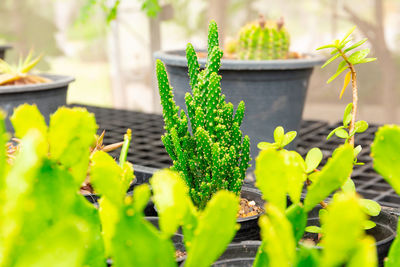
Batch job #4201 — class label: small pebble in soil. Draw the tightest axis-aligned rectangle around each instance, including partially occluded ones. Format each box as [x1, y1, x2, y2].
[175, 250, 187, 259]
[238, 198, 263, 218]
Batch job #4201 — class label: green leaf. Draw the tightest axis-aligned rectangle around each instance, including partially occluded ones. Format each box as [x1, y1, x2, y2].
[354, 120, 368, 133]
[344, 38, 368, 53]
[321, 54, 341, 69]
[363, 220, 376, 230]
[112, 207, 176, 267]
[341, 178, 356, 193]
[296, 245, 320, 267]
[343, 103, 353, 127]
[305, 147, 323, 173]
[357, 57, 377, 64]
[255, 149, 306, 211]
[316, 44, 337, 50]
[327, 65, 348, 83]
[385, 220, 400, 267]
[335, 128, 349, 139]
[327, 126, 345, 140]
[141, 0, 161, 18]
[348, 48, 370, 64]
[185, 190, 239, 267]
[305, 225, 322, 234]
[304, 144, 354, 211]
[321, 192, 367, 267]
[285, 203, 307, 242]
[90, 151, 126, 204]
[150, 169, 191, 238]
[49, 107, 98, 185]
[258, 204, 296, 267]
[371, 125, 400, 195]
[13, 218, 89, 267]
[340, 26, 356, 44]
[359, 199, 381, 216]
[354, 145, 362, 157]
[0, 111, 8, 197]
[257, 142, 277, 150]
[10, 104, 48, 139]
[274, 126, 284, 146]
[347, 236, 377, 267]
[281, 131, 297, 148]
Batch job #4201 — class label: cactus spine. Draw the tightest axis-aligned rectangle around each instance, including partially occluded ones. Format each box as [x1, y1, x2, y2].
[237, 16, 290, 60]
[156, 20, 251, 209]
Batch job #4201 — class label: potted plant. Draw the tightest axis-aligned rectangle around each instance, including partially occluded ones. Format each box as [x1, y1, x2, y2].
[154, 18, 324, 164]
[0, 44, 11, 60]
[214, 191, 379, 266]
[156, 21, 265, 242]
[0, 51, 74, 131]
[213, 26, 399, 266]
[6, 104, 135, 199]
[0, 103, 243, 266]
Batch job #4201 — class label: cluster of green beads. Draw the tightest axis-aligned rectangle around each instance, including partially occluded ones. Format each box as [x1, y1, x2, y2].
[156, 20, 251, 209]
[237, 16, 290, 60]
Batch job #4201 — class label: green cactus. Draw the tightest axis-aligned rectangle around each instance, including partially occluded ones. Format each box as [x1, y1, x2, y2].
[237, 16, 290, 60]
[156, 20, 251, 209]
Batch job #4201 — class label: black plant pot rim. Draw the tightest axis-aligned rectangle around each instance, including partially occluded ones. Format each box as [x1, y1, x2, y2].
[0, 45, 12, 50]
[154, 49, 325, 70]
[306, 209, 397, 249]
[0, 73, 75, 94]
[237, 186, 264, 223]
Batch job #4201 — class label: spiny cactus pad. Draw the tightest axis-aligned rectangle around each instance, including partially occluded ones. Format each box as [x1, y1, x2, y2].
[237, 16, 290, 60]
[156, 20, 251, 209]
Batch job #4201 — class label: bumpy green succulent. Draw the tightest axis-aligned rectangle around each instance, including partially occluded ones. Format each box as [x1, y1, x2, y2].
[156, 20, 251, 209]
[237, 16, 290, 60]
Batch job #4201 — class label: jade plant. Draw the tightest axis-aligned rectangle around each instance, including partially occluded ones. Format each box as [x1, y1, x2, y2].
[255, 27, 381, 237]
[371, 125, 400, 267]
[235, 15, 290, 60]
[156, 20, 250, 209]
[0, 50, 50, 86]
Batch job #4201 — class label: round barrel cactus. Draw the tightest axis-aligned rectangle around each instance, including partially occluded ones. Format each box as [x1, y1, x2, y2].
[237, 16, 290, 60]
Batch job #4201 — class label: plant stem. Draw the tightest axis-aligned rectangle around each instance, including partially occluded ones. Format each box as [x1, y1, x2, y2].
[338, 48, 358, 147]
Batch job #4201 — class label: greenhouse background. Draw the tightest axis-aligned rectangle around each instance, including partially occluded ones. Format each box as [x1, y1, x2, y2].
[1, 0, 399, 124]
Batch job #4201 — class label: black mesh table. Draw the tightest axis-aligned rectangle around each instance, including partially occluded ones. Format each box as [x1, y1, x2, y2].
[72, 104, 399, 209]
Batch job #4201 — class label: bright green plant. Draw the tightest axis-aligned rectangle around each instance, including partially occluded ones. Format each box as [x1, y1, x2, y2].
[80, 0, 161, 24]
[253, 191, 377, 267]
[236, 16, 290, 60]
[156, 20, 251, 209]
[90, 159, 240, 267]
[0, 105, 106, 266]
[317, 26, 375, 147]
[314, 26, 381, 222]
[371, 125, 400, 267]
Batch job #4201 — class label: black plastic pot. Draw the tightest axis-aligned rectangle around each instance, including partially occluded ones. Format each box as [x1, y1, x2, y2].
[154, 50, 324, 167]
[306, 207, 398, 266]
[0, 45, 11, 59]
[0, 73, 74, 131]
[212, 241, 261, 267]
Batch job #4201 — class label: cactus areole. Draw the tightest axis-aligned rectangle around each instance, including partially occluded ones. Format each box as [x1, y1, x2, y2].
[156, 21, 251, 209]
